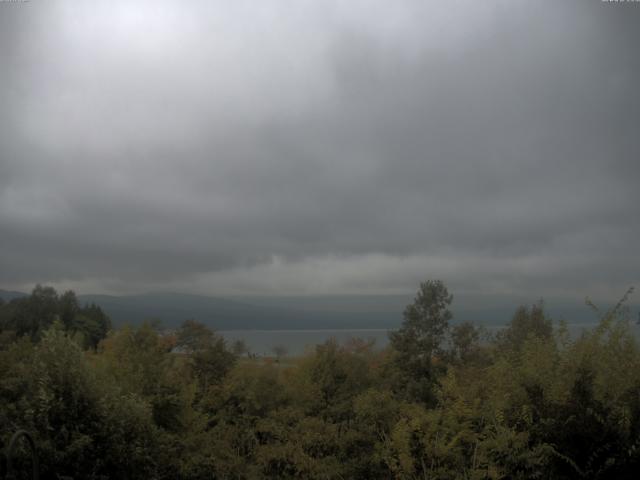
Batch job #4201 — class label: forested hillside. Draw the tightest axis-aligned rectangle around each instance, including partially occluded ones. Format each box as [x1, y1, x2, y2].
[1, 282, 639, 479]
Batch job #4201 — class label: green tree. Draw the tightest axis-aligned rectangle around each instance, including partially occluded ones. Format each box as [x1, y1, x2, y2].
[450, 321, 481, 364]
[72, 303, 112, 349]
[389, 279, 453, 403]
[176, 319, 236, 393]
[496, 301, 552, 353]
[58, 290, 79, 330]
[176, 319, 214, 353]
[0, 286, 111, 348]
[11, 285, 59, 339]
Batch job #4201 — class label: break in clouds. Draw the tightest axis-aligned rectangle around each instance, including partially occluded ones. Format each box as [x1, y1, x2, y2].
[0, 0, 639, 298]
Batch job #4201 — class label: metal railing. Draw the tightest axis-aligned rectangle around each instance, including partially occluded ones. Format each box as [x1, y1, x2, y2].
[3, 430, 39, 480]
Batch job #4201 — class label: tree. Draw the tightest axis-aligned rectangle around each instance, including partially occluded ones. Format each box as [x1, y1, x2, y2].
[59, 290, 79, 330]
[176, 319, 215, 353]
[450, 321, 481, 364]
[496, 301, 552, 353]
[12, 285, 59, 339]
[176, 319, 235, 392]
[0, 286, 111, 348]
[389, 280, 453, 403]
[0, 322, 165, 479]
[73, 303, 112, 349]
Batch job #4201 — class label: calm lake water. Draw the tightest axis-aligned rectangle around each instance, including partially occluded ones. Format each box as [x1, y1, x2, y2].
[219, 322, 638, 356]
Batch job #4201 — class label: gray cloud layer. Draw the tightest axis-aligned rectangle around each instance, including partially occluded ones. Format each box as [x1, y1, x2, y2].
[1, 0, 639, 298]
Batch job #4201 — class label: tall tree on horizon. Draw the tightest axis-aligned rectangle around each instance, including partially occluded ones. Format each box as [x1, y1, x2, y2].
[389, 279, 453, 404]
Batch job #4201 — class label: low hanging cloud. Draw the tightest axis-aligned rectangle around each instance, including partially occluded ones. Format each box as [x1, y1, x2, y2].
[0, 0, 638, 299]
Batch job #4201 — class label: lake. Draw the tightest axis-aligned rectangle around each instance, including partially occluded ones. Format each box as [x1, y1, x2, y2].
[219, 322, 638, 356]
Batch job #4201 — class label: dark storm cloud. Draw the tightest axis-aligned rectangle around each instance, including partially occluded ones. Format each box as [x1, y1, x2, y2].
[0, 0, 638, 297]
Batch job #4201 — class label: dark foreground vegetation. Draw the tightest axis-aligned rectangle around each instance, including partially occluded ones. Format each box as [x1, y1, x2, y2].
[0, 282, 639, 479]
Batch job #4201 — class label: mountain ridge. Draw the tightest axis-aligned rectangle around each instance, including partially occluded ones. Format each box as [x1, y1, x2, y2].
[3, 288, 634, 330]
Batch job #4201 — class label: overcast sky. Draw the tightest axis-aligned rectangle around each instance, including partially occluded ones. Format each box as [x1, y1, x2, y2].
[1, 0, 639, 300]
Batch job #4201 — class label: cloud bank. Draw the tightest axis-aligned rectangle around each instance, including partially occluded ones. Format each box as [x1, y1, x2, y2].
[1, 0, 638, 299]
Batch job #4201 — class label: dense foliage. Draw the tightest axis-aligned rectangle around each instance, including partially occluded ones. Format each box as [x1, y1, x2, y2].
[1, 282, 639, 479]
